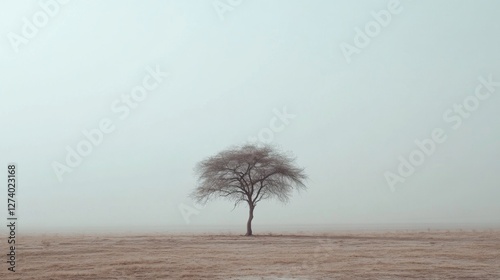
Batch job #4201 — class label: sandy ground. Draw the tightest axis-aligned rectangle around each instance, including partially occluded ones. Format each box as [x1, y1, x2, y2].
[1, 230, 499, 279]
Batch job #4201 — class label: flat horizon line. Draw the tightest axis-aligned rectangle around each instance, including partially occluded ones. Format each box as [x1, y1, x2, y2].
[6, 222, 500, 235]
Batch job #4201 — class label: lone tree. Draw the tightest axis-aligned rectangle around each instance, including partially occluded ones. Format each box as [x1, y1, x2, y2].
[190, 144, 307, 236]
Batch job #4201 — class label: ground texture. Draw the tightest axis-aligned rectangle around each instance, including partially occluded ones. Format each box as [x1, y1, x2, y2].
[1, 230, 499, 279]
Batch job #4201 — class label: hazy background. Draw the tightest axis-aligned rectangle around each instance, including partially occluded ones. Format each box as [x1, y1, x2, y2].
[1, 0, 499, 233]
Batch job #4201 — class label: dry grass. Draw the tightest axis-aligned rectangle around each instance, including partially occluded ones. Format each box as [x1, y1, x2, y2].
[1, 230, 499, 279]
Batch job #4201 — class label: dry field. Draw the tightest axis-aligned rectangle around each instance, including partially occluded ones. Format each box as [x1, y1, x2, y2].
[1, 230, 499, 279]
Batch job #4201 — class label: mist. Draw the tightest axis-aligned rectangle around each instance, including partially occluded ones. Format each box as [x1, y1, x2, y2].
[1, 0, 499, 234]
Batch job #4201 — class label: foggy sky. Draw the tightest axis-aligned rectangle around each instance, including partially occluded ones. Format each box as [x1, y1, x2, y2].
[1, 0, 499, 233]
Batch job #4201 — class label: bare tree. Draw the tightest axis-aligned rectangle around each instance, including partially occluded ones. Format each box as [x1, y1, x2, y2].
[190, 144, 308, 236]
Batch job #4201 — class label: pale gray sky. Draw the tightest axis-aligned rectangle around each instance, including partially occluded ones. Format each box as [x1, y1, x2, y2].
[1, 0, 499, 233]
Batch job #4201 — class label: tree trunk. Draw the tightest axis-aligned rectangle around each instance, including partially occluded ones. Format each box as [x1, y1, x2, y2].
[246, 204, 254, 236]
